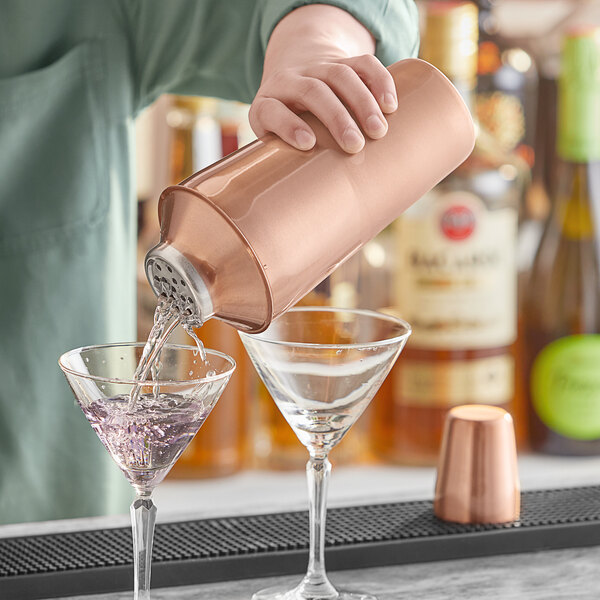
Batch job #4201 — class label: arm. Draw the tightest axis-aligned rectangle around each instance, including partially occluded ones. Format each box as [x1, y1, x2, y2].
[121, 0, 419, 151]
[251, 4, 400, 153]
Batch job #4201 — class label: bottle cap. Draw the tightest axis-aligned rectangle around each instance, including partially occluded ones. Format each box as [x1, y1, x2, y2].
[434, 405, 520, 524]
[558, 27, 600, 161]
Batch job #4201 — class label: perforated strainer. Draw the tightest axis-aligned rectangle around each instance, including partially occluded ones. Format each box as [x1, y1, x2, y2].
[145, 243, 212, 327]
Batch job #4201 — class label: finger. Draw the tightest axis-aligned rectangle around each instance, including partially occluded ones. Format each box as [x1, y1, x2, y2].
[275, 76, 365, 153]
[249, 96, 316, 150]
[312, 62, 388, 140]
[342, 54, 398, 113]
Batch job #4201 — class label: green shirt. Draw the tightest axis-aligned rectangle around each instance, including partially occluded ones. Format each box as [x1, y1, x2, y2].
[0, 0, 418, 525]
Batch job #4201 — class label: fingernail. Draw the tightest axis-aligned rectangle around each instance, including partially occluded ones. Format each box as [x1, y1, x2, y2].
[342, 127, 364, 153]
[294, 129, 316, 150]
[382, 92, 398, 112]
[366, 114, 387, 137]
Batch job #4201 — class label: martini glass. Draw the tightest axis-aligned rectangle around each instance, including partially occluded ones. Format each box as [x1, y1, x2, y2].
[59, 342, 235, 600]
[240, 307, 410, 600]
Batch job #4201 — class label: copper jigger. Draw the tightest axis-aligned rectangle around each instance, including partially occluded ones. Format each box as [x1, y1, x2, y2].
[434, 405, 520, 524]
[145, 58, 475, 332]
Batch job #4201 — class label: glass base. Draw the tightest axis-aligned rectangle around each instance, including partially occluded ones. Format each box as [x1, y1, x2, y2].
[252, 586, 376, 600]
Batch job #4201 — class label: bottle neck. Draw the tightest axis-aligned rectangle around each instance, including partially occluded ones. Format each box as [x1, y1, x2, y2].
[557, 85, 600, 164]
[552, 161, 600, 242]
[557, 34, 600, 163]
[552, 32, 600, 239]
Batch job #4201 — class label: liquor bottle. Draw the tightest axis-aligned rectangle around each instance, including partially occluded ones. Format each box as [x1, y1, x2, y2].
[476, 0, 537, 167]
[475, 0, 543, 244]
[474, 0, 539, 451]
[164, 95, 252, 477]
[524, 28, 600, 455]
[371, 1, 524, 464]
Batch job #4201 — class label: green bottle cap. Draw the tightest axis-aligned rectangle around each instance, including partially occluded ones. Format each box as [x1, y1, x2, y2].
[558, 28, 600, 162]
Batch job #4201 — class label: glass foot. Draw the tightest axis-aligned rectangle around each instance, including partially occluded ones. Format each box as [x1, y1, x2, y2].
[252, 586, 376, 600]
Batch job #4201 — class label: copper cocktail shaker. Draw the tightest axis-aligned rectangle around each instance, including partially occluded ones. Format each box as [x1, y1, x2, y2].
[145, 58, 475, 332]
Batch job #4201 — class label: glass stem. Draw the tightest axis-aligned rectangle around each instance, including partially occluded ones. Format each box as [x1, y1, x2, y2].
[131, 493, 157, 600]
[298, 454, 337, 599]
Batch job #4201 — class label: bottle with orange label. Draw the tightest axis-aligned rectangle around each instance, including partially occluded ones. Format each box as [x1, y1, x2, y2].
[371, 1, 526, 464]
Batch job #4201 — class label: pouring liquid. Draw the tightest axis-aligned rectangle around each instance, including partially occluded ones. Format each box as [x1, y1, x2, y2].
[129, 294, 207, 408]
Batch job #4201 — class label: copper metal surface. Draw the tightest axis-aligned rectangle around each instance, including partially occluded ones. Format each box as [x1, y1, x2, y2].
[146, 58, 476, 332]
[434, 405, 520, 524]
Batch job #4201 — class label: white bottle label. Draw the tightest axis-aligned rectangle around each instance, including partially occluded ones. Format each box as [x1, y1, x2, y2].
[394, 191, 517, 349]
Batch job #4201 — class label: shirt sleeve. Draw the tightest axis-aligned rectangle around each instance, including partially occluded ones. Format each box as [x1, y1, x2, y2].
[121, 0, 420, 113]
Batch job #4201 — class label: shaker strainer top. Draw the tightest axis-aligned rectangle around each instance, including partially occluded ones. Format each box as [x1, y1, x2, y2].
[144, 243, 213, 326]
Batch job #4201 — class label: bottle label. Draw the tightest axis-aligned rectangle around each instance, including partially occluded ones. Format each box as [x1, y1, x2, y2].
[396, 354, 514, 407]
[394, 191, 517, 349]
[531, 335, 600, 441]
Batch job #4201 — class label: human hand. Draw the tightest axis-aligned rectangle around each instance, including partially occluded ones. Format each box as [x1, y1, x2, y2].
[250, 5, 399, 154]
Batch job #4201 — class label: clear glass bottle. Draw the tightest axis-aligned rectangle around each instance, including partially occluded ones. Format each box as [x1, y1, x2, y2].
[524, 29, 600, 455]
[371, 1, 526, 464]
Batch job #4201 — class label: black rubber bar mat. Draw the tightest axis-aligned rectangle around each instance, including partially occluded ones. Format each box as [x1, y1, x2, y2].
[2, 485, 600, 599]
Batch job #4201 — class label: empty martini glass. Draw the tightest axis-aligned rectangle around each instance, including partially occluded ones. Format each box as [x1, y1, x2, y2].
[59, 342, 235, 600]
[240, 307, 411, 600]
